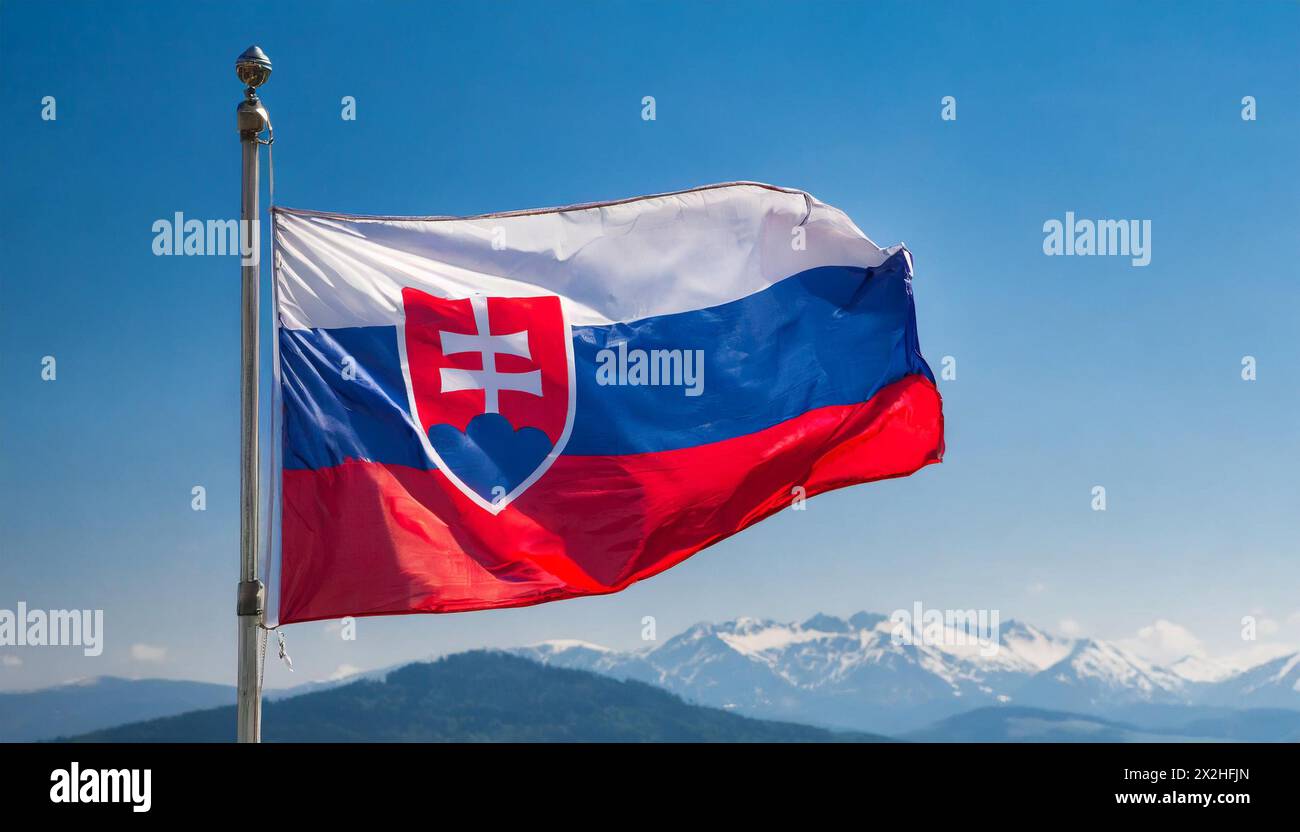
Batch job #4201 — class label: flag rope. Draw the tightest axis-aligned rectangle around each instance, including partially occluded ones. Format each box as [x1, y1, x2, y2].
[258, 118, 281, 630]
[255, 116, 291, 691]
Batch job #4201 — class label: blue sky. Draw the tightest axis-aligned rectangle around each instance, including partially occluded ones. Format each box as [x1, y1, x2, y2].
[1, 0, 1297, 690]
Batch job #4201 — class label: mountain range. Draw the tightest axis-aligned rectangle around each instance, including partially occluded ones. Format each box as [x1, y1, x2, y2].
[6, 612, 1298, 742]
[0, 676, 234, 742]
[513, 612, 1300, 735]
[63, 652, 886, 743]
[0, 667, 371, 742]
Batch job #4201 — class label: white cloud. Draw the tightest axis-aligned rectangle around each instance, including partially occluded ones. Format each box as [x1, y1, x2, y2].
[325, 664, 359, 682]
[1058, 619, 1082, 636]
[1111, 613, 1300, 672]
[1218, 610, 1300, 667]
[1, 654, 21, 668]
[1218, 641, 1297, 672]
[130, 644, 167, 663]
[1026, 582, 1047, 595]
[1119, 619, 1206, 665]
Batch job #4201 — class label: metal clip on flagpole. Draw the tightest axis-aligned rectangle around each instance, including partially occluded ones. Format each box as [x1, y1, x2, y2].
[235, 45, 272, 745]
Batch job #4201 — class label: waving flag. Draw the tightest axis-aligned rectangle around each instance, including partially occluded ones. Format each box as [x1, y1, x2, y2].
[273, 183, 943, 624]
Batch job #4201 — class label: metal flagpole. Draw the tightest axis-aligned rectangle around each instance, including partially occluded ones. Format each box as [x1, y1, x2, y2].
[235, 45, 272, 744]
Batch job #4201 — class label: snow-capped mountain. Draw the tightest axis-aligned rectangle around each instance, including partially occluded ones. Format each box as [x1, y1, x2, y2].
[1014, 639, 1188, 713]
[1200, 652, 1300, 710]
[1167, 654, 1237, 683]
[513, 613, 1299, 734]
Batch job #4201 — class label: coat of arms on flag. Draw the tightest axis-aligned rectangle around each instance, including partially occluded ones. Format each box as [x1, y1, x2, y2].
[400, 290, 575, 513]
[273, 183, 944, 624]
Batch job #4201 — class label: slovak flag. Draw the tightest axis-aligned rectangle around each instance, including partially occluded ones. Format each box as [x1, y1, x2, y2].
[273, 183, 943, 624]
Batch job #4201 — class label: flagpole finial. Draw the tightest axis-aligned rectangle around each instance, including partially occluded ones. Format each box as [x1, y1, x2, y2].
[236, 46, 271, 137]
[236, 45, 272, 93]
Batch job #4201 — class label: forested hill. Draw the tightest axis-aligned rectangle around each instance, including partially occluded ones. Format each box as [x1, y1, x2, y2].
[67, 651, 886, 743]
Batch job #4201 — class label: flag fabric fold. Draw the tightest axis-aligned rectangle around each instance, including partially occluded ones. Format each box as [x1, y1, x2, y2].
[273, 182, 943, 624]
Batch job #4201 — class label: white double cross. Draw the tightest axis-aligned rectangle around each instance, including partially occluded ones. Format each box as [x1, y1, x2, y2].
[438, 296, 542, 414]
